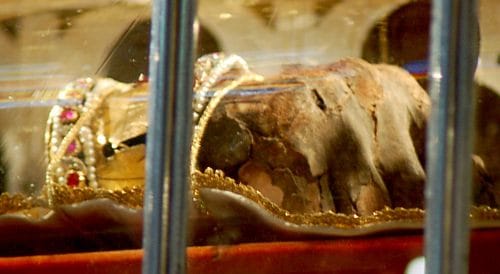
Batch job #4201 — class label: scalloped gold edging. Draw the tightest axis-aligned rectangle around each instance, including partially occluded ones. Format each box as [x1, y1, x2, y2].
[0, 192, 41, 215]
[0, 185, 144, 215]
[1, 168, 498, 229]
[46, 184, 144, 208]
[191, 168, 500, 229]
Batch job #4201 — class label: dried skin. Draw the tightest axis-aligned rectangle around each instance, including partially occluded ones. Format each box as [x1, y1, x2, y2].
[199, 58, 430, 215]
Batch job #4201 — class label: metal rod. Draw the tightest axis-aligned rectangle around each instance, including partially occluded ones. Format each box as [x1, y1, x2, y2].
[425, 0, 478, 273]
[142, 0, 196, 273]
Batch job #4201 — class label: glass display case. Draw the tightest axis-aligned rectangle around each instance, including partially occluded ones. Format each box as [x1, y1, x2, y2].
[0, 0, 498, 273]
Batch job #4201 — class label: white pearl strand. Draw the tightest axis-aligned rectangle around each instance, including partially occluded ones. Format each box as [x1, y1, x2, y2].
[190, 54, 263, 174]
[192, 54, 252, 123]
[80, 126, 98, 188]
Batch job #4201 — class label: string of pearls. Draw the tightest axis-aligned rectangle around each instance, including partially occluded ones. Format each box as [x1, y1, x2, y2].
[190, 53, 263, 174]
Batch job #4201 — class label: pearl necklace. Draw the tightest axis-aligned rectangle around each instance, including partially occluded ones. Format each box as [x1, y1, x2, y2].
[190, 53, 263, 174]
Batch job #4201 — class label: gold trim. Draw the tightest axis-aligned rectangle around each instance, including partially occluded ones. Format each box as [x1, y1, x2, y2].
[0, 168, 498, 229]
[0, 192, 40, 215]
[192, 168, 500, 228]
[0, 185, 143, 215]
[46, 184, 144, 209]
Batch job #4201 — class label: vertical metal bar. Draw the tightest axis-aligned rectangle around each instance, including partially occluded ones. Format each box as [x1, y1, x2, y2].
[142, 0, 196, 274]
[425, 0, 478, 273]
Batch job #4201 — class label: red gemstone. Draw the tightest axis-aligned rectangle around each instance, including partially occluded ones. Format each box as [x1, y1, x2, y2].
[60, 107, 79, 123]
[66, 172, 81, 187]
[66, 140, 79, 155]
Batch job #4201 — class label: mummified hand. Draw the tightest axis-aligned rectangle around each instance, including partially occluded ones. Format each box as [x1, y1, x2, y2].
[199, 58, 430, 216]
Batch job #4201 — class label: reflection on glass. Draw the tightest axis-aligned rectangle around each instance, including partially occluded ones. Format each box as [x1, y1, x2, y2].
[0, 2, 497, 274]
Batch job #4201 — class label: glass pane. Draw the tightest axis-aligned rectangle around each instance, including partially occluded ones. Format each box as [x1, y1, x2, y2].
[0, 0, 497, 273]
[0, 0, 150, 257]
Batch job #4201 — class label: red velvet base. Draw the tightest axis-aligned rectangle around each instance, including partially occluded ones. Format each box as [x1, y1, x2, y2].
[0, 229, 498, 274]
